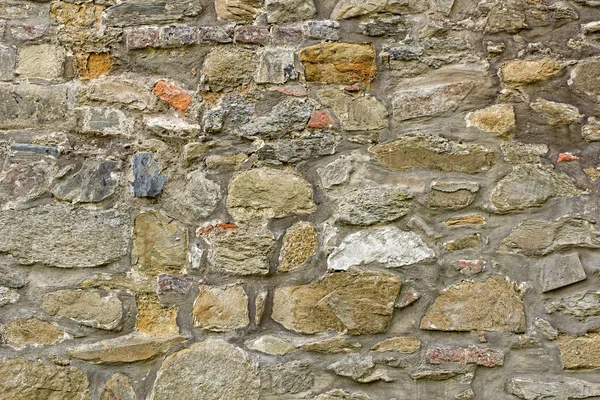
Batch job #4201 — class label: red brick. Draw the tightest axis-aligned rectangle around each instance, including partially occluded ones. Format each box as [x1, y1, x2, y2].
[307, 110, 335, 129]
[426, 346, 504, 367]
[557, 152, 579, 162]
[152, 80, 192, 112]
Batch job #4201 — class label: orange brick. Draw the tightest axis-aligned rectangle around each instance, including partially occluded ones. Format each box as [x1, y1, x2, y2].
[152, 80, 192, 112]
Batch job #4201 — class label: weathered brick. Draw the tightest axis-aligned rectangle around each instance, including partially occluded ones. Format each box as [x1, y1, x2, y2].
[234, 25, 270, 45]
[125, 26, 160, 49]
[152, 80, 192, 112]
[427, 346, 504, 367]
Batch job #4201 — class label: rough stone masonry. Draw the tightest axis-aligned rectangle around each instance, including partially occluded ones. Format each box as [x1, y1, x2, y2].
[2, 0, 600, 398]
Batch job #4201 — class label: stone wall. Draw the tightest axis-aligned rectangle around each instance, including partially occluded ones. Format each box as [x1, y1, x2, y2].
[0, 0, 600, 398]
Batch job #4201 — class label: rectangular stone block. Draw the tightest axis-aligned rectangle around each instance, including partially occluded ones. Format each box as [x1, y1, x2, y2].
[540, 253, 587, 293]
[0, 45, 16, 81]
[103, 0, 202, 27]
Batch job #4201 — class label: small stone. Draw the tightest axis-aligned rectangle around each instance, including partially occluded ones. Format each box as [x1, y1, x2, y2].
[456, 259, 485, 275]
[557, 332, 600, 370]
[51, 159, 119, 203]
[132, 210, 188, 276]
[328, 354, 391, 383]
[42, 289, 123, 330]
[259, 361, 314, 394]
[317, 88, 388, 131]
[102, 373, 137, 400]
[266, 0, 315, 22]
[491, 164, 581, 212]
[391, 82, 473, 121]
[193, 283, 249, 331]
[131, 152, 167, 198]
[570, 59, 600, 97]
[540, 253, 586, 293]
[304, 20, 340, 40]
[257, 131, 340, 164]
[546, 291, 600, 321]
[227, 168, 316, 221]
[235, 97, 312, 139]
[299, 42, 376, 84]
[584, 167, 600, 183]
[360, 15, 407, 36]
[0, 359, 89, 399]
[103, 0, 202, 26]
[466, 104, 515, 133]
[205, 153, 248, 172]
[507, 377, 600, 400]
[143, 115, 201, 139]
[152, 80, 192, 112]
[318, 156, 353, 188]
[455, 390, 475, 400]
[158, 274, 193, 295]
[426, 346, 504, 367]
[279, 221, 318, 272]
[4, 318, 63, 347]
[17, 44, 65, 80]
[530, 98, 583, 125]
[445, 215, 486, 226]
[255, 47, 297, 84]
[255, 290, 268, 325]
[444, 234, 481, 252]
[136, 294, 179, 336]
[245, 335, 296, 355]
[0, 45, 16, 81]
[499, 215, 600, 256]
[395, 287, 421, 309]
[371, 136, 495, 174]
[328, 226, 434, 271]
[371, 336, 421, 353]
[202, 47, 257, 90]
[234, 25, 269, 45]
[332, 183, 411, 226]
[557, 152, 580, 162]
[499, 58, 561, 85]
[67, 333, 184, 363]
[201, 224, 275, 275]
[272, 269, 401, 335]
[150, 339, 260, 400]
[0, 287, 19, 306]
[429, 181, 480, 209]
[533, 317, 559, 340]
[78, 272, 157, 294]
[77, 52, 111, 80]
[299, 336, 361, 353]
[421, 276, 525, 333]
[307, 109, 336, 129]
[330, 0, 427, 19]
[215, 0, 261, 21]
[0, 205, 129, 268]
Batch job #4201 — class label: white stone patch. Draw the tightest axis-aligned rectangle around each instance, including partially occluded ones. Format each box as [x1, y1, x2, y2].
[327, 226, 434, 271]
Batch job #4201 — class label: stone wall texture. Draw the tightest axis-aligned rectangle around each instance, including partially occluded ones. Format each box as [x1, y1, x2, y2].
[2, 0, 600, 398]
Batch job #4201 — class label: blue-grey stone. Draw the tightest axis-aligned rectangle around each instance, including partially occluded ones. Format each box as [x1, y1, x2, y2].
[132, 152, 167, 198]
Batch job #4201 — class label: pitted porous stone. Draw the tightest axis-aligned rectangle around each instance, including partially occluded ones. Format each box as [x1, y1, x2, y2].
[272, 269, 401, 335]
[556, 332, 600, 370]
[42, 289, 123, 330]
[192, 283, 249, 331]
[202, 47, 258, 90]
[227, 168, 316, 221]
[150, 339, 260, 400]
[279, 221, 318, 272]
[507, 377, 600, 400]
[328, 226, 434, 271]
[0, 205, 129, 268]
[370, 136, 495, 174]
[0, 358, 89, 399]
[420, 276, 525, 333]
[499, 216, 600, 256]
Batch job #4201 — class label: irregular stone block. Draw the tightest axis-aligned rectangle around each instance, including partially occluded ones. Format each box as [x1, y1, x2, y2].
[245, 335, 296, 355]
[234, 25, 269, 45]
[201, 224, 274, 275]
[317, 88, 388, 131]
[257, 131, 339, 163]
[360, 15, 407, 36]
[499, 216, 600, 256]
[17, 44, 65, 80]
[227, 167, 316, 221]
[51, 1, 103, 26]
[299, 42, 376, 84]
[530, 98, 583, 125]
[445, 215, 486, 226]
[466, 104, 515, 133]
[279, 221, 318, 272]
[5, 318, 63, 348]
[193, 283, 249, 331]
[67, 333, 185, 363]
[202, 46, 257, 90]
[42, 289, 123, 330]
[132, 210, 187, 276]
[131, 152, 167, 197]
[82, 76, 156, 111]
[272, 269, 402, 334]
[429, 181, 479, 209]
[557, 332, 600, 370]
[102, 373, 137, 400]
[507, 377, 600, 400]
[0, 359, 89, 399]
[103, 0, 202, 27]
[547, 291, 600, 321]
[328, 226, 434, 271]
[501, 142, 548, 164]
[391, 81, 473, 121]
[371, 336, 421, 353]
[370, 136, 495, 174]
[136, 294, 179, 336]
[540, 253, 586, 293]
[444, 234, 481, 252]
[331, 0, 427, 19]
[0, 205, 129, 268]
[304, 20, 340, 40]
[51, 159, 119, 203]
[426, 346, 504, 367]
[78, 106, 134, 136]
[570, 59, 600, 97]
[332, 183, 411, 226]
[420, 276, 525, 332]
[499, 58, 561, 85]
[215, 0, 261, 21]
[150, 339, 260, 400]
[266, 0, 315, 22]
[300, 336, 361, 353]
[318, 155, 353, 188]
[255, 47, 297, 84]
[259, 361, 314, 394]
[0, 83, 72, 129]
[328, 354, 391, 383]
[235, 97, 313, 139]
[144, 115, 201, 139]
